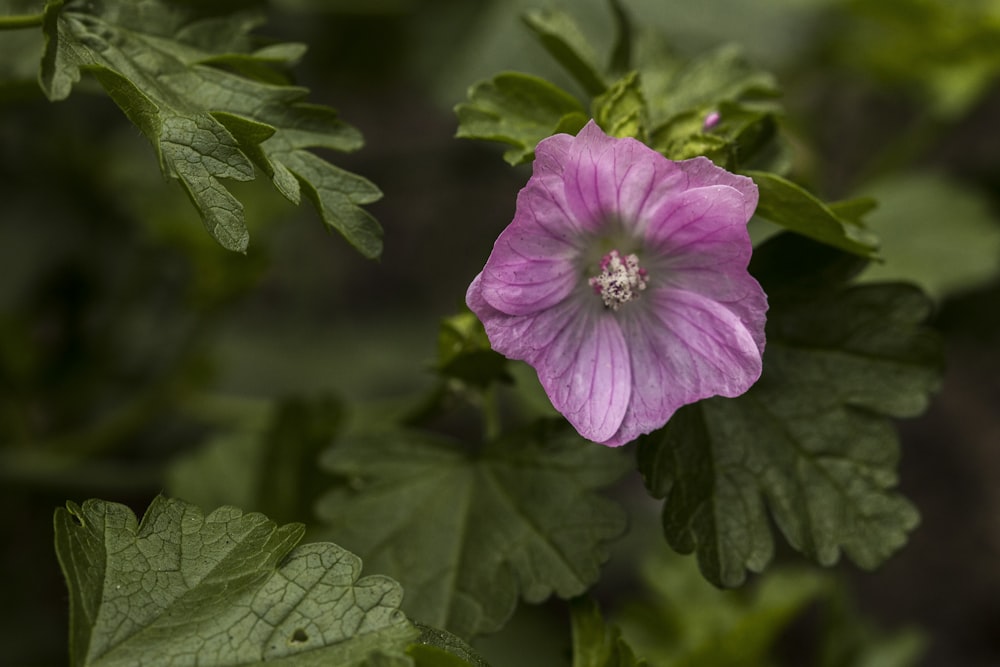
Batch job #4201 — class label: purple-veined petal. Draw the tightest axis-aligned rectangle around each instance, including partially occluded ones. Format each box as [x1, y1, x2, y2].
[561, 121, 687, 232]
[468, 274, 631, 444]
[531, 307, 632, 444]
[645, 185, 753, 256]
[675, 156, 759, 221]
[478, 137, 590, 316]
[479, 229, 579, 316]
[605, 286, 765, 445]
[467, 121, 769, 448]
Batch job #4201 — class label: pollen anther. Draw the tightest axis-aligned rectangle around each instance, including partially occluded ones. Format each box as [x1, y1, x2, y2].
[588, 250, 648, 311]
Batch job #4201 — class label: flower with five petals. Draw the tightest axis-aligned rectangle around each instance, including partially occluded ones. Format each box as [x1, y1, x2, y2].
[467, 120, 767, 446]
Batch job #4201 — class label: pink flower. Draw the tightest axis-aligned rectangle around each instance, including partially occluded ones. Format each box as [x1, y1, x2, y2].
[467, 120, 767, 446]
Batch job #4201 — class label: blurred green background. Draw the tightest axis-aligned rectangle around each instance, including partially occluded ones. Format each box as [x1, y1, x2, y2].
[2, 0, 1000, 665]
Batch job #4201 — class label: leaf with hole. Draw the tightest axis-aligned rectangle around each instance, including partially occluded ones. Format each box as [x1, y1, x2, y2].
[55, 496, 417, 666]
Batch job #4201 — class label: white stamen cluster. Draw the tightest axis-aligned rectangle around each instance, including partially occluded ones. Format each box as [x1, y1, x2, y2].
[588, 250, 648, 311]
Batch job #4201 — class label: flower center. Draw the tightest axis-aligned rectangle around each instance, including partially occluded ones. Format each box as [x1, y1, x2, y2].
[588, 249, 649, 311]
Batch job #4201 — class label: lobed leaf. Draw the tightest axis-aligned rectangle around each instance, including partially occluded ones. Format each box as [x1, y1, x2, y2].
[639, 44, 779, 129]
[455, 71, 588, 165]
[38, 0, 381, 256]
[637, 234, 943, 587]
[55, 496, 418, 667]
[315, 420, 630, 638]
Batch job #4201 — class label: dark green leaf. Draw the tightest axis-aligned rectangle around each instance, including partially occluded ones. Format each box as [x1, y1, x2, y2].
[55, 496, 418, 667]
[748, 171, 881, 258]
[455, 71, 588, 165]
[607, 0, 633, 75]
[522, 8, 607, 97]
[571, 597, 647, 667]
[637, 234, 942, 587]
[315, 420, 629, 638]
[39, 0, 381, 256]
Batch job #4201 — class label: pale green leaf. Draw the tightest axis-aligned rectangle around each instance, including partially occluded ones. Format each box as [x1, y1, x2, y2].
[455, 71, 588, 165]
[55, 496, 418, 667]
[571, 598, 647, 667]
[858, 171, 1000, 299]
[616, 550, 829, 666]
[38, 0, 381, 256]
[637, 234, 942, 587]
[408, 624, 492, 667]
[837, 0, 1000, 118]
[638, 44, 779, 129]
[592, 70, 646, 141]
[315, 421, 630, 638]
[522, 7, 607, 97]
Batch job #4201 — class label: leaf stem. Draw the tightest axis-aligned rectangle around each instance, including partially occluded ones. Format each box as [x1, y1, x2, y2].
[481, 386, 502, 442]
[0, 13, 45, 30]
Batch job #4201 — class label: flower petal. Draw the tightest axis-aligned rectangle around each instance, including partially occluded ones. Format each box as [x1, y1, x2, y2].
[675, 156, 759, 220]
[606, 286, 765, 445]
[478, 135, 588, 316]
[645, 184, 755, 256]
[562, 121, 687, 231]
[468, 274, 631, 444]
[533, 308, 632, 444]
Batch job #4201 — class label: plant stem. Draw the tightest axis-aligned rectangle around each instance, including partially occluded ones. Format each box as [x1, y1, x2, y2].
[481, 386, 501, 442]
[0, 13, 45, 30]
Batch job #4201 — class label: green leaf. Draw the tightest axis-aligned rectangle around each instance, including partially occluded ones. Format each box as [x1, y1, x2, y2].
[571, 597, 647, 667]
[55, 496, 418, 667]
[607, 0, 634, 75]
[39, 0, 382, 256]
[315, 420, 630, 638]
[522, 8, 607, 97]
[615, 550, 829, 666]
[637, 44, 783, 168]
[592, 70, 647, 141]
[857, 171, 1000, 299]
[637, 234, 943, 587]
[455, 71, 588, 165]
[408, 624, 492, 667]
[748, 171, 881, 258]
[639, 44, 779, 130]
[436, 310, 510, 389]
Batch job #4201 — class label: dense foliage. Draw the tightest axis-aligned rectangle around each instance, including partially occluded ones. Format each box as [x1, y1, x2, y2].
[2, 0, 999, 665]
